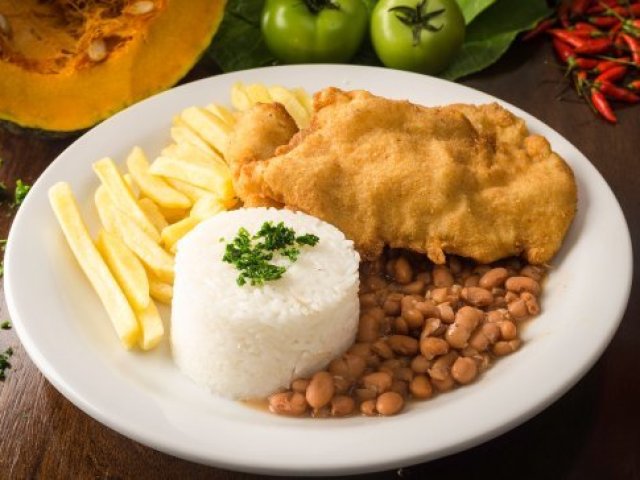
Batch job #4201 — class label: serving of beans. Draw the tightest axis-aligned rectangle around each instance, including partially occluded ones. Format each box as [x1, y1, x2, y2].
[268, 250, 545, 418]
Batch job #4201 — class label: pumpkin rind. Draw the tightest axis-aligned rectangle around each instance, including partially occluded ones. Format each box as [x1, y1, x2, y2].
[0, 0, 226, 132]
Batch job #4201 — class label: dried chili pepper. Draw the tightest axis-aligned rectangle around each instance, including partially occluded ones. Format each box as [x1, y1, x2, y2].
[595, 65, 628, 82]
[523, 18, 557, 41]
[598, 81, 640, 102]
[591, 89, 618, 122]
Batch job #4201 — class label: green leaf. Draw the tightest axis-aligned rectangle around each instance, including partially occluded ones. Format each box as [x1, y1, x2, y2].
[440, 0, 551, 80]
[456, 0, 497, 24]
[208, 0, 278, 72]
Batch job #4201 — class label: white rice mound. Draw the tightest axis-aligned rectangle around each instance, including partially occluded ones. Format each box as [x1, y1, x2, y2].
[171, 207, 361, 400]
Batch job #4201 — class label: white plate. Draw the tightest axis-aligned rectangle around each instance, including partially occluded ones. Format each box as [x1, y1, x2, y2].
[5, 65, 632, 476]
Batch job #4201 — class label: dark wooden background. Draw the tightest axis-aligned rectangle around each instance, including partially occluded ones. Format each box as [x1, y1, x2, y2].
[1, 41, 638, 479]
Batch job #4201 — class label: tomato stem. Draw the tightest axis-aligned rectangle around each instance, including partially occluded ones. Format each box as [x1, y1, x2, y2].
[389, 0, 446, 47]
[303, 0, 339, 15]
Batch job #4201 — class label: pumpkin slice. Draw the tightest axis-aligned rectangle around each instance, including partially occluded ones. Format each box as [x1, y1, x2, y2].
[0, 0, 226, 132]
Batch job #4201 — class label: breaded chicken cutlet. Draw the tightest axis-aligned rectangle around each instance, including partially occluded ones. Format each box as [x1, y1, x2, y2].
[228, 88, 577, 265]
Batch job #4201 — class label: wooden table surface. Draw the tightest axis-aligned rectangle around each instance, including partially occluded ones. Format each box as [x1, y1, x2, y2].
[1, 41, 638, 479]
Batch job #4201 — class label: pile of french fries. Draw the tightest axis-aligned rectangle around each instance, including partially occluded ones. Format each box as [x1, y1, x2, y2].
[49, 83, 313, 350]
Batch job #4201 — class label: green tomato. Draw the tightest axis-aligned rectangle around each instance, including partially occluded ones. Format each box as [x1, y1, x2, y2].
[371, 0, 465, 74]
[261, 0, 369, 64]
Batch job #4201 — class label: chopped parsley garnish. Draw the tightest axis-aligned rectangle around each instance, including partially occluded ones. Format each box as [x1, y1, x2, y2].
[14, 179, 31, 207]
[222, 221, 319, 287]
[0, 347, 13, 381]
[1, 321, 11, 330]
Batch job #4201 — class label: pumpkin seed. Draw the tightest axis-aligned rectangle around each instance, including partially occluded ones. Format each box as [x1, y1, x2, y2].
[129, 1, 155, 15]
[87, 39, 107, 62]
[0, 14, 12, 37]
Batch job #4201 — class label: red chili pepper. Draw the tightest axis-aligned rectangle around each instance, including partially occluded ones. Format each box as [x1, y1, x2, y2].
[574, 22, 601, 32]
[553, 38, 576, 63]
[621, 33, 640, 64]
[586, 0, 619, 15]
[523, 18, 557, 41]
[571, 0, 591, 16]
[559, 3, 571, 28]
[628, 80, 640, 91]
[573, 57, 599, 69]
[598, 81, 640, 102]
[574, 70, 589, 96]
[592, 57, 630, 74]
[574, 37, 613, 54]
[589, 16, 621, 27]
[591, 89, 618, 122]
[549, 29, 588, 48]
[595, 65, 628, 82]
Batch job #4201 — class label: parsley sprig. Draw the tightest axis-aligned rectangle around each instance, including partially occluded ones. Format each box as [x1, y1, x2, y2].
[0, 347, 13, 381]
[222, 221, 319, 286]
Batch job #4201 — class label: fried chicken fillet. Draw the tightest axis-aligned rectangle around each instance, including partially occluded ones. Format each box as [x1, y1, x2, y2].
[228, 88, 577, 265]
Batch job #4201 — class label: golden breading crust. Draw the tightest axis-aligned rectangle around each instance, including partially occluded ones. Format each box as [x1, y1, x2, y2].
[228, 88, 577, 265]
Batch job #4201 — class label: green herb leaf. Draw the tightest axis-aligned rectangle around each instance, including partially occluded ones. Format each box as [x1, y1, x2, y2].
[222, 221, 319, 287]
[0, 321, 10, 330]
[14, 179, 31, 207]
[440, 0, 551, 80]
[456, 0, 497, 24]
[0, 347, 14, 381]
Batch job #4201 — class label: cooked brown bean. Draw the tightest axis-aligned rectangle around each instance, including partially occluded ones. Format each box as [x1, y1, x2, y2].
[445, 306, 483, 349]
[520, 265, 545, 281]
[410, 374, 433, 399]
[461, 287, 493, 307]
[383, 298, 401, 315]
[362, 371, 393, 394]
[493, 339, 521, 356]
[433, 265, 454, 287]
[504, 291, 519, 303]
[393, 317, 409, 335]
[421, 317, 443, 338]
[469, 322, 501, 351]
[331, 395, 355, 417]
[479, 267, 509, 289]
[394, 367, 414, 382]
[430, 287, 450, 304]
[507, 298, 529, 320]
[357, 314, 379, 342]
[359, 292, 378, 308]
[486, 309, 508, 323]
[473, 264, 492, 276]
[355, 388, 377, 401]
[431, 376, 455, 392]
[505, 276, 541, 296]
[269, 391, 308, 416]
[521, 292, 541, 315]
[291, 378, 309, 393]
[376, 391, 405, 415]
[365, 275, 387, 292]
[420, 337, 450, 360]
[402, 308, 424, 329]
[388, 335, 419, 356]
[416, 271, 431, 284]
[381, 358, 406, 370]
[499, 321, 517, 340]
[394, 257, 413, 284]
[464, 275, 480, 287]
[390, 379, 409, 397]
[448, 256, 462, 274]
[306, 371, 335, 409]
[348, 343, 371, 359]
[402, 280, 425, 295]
[360, 399, 377, 416]
[371, 339, 394, 359]
[411, 355, 431, 374]
[438, 304, 455, 323]
[415, 300, 439, 318]
[428, 351, 458, 381]
[400, 294, 421, 312]
[451, 357, 478, 384]
[333, 375, 351, 394]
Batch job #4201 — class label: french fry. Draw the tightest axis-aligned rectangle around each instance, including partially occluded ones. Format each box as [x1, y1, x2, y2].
[293, 87, 313, 115]
[161, 216, 200, 253]
[95, 187, 174, 283]
[244, 83, 272, 105]
[136, 300, 164, 351]
[93, 157, 160, 243]
[123, 173, 138, 198]
[205, 103, 237, 127]
[268, 85, 311, 128]
[150, 155, 234, 202]
[126, 146, 191, 209]
[170, 126, 216, 156]
[180, 106, 232, 158]
[165, 178, 211, 203]
[190, 195, 226, 220]
[169, 141, 227, 169]
[138, 198, 169, 232]
[148, 273, 173, 304]
[49, 182, 140, 348]
[231, 82, 252, 111]
[157, 204, 190, 224]
[96, 229, 150, 311]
